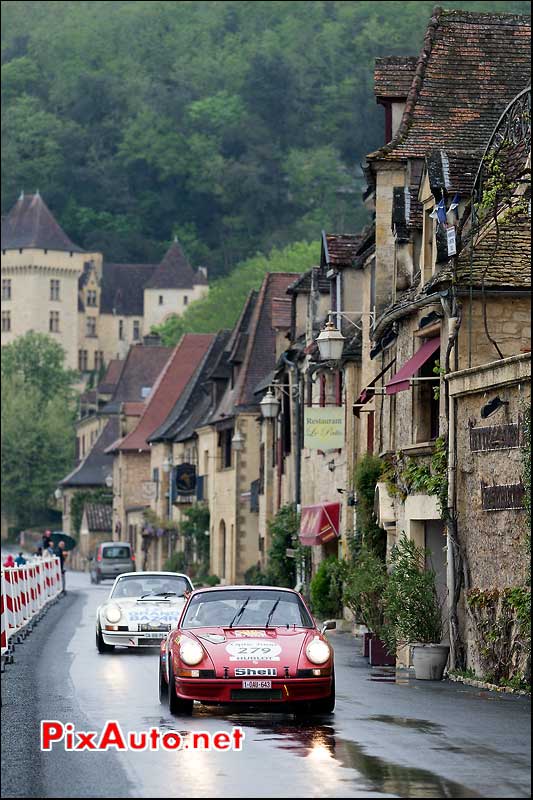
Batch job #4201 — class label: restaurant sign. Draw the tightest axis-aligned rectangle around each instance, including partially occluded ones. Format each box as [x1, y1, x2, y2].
[303, 407, 345, 451]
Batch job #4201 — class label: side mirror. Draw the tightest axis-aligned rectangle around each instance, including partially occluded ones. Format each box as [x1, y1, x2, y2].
[321, 619, 337, 634]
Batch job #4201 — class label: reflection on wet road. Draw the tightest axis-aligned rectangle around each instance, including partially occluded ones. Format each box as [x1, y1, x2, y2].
[24, 573, 533, 797]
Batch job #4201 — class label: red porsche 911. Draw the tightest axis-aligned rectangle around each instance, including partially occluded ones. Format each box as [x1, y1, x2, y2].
[159, 585, 336, 716]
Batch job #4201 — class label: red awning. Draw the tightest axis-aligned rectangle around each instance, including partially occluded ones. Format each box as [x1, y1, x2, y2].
[299, 503, 341, 546]
[385, 337, 441, 395]
[353, 358, 396, 417]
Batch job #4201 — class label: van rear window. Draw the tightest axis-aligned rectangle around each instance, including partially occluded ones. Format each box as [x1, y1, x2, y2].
[102, 546, 131, 559]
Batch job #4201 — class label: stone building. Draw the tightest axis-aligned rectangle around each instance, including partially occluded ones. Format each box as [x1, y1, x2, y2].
[1, 192, 102, 371]
[1, 192, 209, 373]
[58, 339, 172, 538]
[107, 334, 214, 569]
[361, 10, 530, 668]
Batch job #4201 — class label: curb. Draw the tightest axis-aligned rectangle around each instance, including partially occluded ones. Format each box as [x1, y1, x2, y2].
[448, 673, 530, 697]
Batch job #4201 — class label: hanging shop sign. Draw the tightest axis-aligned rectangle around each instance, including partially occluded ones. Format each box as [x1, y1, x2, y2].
[303, 407, 345, 450]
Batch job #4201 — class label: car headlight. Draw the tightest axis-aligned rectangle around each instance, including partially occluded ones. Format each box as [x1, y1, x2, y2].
[105, 604, 122, 624]
[306, 636, 331, 665]
[179, 638, 204, 666]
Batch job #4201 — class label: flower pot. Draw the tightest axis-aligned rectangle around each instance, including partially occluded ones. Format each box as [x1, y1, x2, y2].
[363, 631, 373, 658]
[412, 643, 450, 680]
[369, 635, 395, 667]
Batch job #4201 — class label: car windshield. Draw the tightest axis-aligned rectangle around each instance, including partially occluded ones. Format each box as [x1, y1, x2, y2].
[181, 589, 313, 629]
[110, 575, 191, 599]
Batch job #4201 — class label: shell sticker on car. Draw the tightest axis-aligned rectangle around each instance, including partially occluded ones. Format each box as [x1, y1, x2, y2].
[225, 639, 282, 661]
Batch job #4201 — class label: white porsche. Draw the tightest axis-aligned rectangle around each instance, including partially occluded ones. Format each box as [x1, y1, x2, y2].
[95, 571, 193, 652]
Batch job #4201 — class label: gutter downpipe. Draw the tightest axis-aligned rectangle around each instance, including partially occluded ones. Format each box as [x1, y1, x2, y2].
[281, 352, 301, 509]
[446, 316, 457, 669]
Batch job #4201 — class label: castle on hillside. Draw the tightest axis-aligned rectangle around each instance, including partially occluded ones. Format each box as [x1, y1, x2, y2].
[0, 192, 209, 372]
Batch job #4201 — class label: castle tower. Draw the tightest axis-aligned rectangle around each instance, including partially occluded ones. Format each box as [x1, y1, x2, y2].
[1, 192, 101, 371]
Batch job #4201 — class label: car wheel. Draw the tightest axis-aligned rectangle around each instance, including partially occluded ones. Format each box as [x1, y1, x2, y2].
[167, 655, 193, 716]
[96, 623, 115, 654]
[159, 658, 168, 703]
[309, 672, 335, 715]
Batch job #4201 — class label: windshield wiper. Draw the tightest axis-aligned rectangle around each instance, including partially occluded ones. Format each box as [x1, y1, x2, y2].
[229, 596, 250, 628]
[139, 591, 177, 599]
[265, 596, 281, 628]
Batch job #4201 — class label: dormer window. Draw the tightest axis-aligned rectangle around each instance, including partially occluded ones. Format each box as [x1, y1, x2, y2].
[159, 295, 164, 305]
[87, 290, 97, 307]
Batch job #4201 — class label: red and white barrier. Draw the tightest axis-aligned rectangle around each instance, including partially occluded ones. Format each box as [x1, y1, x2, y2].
[1, 556, 62, 659]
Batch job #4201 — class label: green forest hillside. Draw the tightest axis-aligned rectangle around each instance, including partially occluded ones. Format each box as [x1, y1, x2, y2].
[2, 0, 529, 281]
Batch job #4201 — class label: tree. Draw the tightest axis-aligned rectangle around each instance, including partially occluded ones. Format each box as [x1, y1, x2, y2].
[1, 331, 78, 402]
[1, 332, 77, 527]
[1, 375, 75, 527]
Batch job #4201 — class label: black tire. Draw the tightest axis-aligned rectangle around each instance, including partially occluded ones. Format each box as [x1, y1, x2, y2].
[96, 624, 115, 653]
[159, 657, 168, 703]
[168, 656, 193, 716]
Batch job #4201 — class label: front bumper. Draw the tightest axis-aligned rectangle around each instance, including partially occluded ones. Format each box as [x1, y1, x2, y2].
[175, 676, 332, 704]
[102, 630, 168, 648]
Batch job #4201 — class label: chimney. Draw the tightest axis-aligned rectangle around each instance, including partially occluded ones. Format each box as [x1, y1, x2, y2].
[142, 333, 162, 346]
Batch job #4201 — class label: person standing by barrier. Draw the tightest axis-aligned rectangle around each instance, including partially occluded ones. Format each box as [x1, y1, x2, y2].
[54, 541, 68, 594]
[15, 552, 26, 566]
[3, 554, 15, 568]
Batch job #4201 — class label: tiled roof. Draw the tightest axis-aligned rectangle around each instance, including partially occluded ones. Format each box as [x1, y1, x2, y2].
[368, 9, 531, 163]
[118, 334, 214, 452]
[237, 273, 299, 409]
[102, 343, 173, 412]
[210, 273, 298, 421]
[97, 359, 124, 395]
[272, 297, 292, 329]
[374, 56, 418, 99]
[427, 214, 531, 290]
[425, 149, 481, 195]
[286, 267, 330, 294]
[83, 503, 112, 533]
[1, 193, 84, 253]
[60, 417, 119, 487]
[226, 290, 258, 365]
[148, 330, 231, 443]
[99, 262, 157, 316]
[321, 232, 364, 268]
[144, 240, 207, 290]
[122, 401, 145, 416]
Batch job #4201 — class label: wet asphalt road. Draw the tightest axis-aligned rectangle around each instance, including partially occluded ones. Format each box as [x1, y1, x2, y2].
[1, 571, 531, 798]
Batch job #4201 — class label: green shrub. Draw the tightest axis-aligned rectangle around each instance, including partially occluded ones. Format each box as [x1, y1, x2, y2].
[381, 534, 444, 652]
[163, 551, 188, 573]
[343, 545, 388, 635]
[353, 454, 387, 558]
[244, 564, 271, 585]
[310, 556, 347, 619]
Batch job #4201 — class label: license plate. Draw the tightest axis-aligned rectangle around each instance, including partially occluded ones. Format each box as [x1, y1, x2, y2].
[242, 680, 272, 689]
[140, 632, 166, 639]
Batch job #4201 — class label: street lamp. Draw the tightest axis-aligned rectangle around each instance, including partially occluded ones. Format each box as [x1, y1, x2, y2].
[316, 316, 345, 361]
[104, 474, 113, 489]
[162, 455, 173, 473]
[54, 487, 63, 501]
[231, 429, 245, 452]
[260, 387, 280, 419]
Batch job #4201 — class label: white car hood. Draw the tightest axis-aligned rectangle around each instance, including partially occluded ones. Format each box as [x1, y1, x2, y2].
[102, 597, 186, 627]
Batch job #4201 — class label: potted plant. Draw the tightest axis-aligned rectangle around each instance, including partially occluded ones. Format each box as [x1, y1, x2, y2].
[344, 546, 394, 666]
[382, 534, 449, 680]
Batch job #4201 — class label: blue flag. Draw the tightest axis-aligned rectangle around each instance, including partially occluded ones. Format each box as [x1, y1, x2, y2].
[436, 198, 447, 224]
